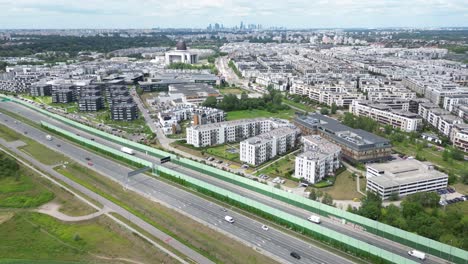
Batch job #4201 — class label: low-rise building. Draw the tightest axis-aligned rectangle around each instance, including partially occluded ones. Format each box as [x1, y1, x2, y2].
[366, 159, 448, 200]
[294, 135, 341, 184]
[240, 127, 299, 166]
[294, 113, 391, 163]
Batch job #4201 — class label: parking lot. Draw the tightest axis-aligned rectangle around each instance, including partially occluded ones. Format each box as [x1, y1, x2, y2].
[438, 187, 467, 206]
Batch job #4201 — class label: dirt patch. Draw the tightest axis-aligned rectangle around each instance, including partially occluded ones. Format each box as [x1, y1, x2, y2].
[0, 212, 14, 225]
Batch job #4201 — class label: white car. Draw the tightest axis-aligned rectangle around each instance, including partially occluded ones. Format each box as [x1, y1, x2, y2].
[261, 225, 269, 231]
[224, 215, 234, 223]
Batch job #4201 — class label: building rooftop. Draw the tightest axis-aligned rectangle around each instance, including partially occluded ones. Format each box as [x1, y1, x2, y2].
[243, 127, 297, 145]
[367, 159, 447, 188]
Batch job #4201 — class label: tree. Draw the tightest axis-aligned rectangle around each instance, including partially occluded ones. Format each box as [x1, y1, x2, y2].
[240, 91, 248, 100]
[450, 148, 464, 161]
[136, 87, 143, 95]
[442, 149, 450, 161]
[320, 108, 329, 115]
[358, 191, 382, 220]
[331, 103, 337, 114]
[322, 193, 334, 206]
[309, 189, 317, 201]
[202, 96, 218, 108]
[462, 169, 468, 184]
[389, 192, 399, 201]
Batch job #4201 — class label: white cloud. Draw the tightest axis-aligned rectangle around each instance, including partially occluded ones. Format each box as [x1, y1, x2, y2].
[0, 0, 466, 28]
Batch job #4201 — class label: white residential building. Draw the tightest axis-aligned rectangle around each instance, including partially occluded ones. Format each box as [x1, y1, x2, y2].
[350, 100, 423, 132]
[366, 159, 448, 200]
[450, 124, 468, 152]
[240, 127, 299, 166]
[186, 118, 293, 148]
[294, 135, 341, 184]
[418, 103, 463, 137]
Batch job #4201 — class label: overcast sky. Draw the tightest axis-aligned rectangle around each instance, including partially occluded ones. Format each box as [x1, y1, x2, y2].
[0, 0, 467, 29]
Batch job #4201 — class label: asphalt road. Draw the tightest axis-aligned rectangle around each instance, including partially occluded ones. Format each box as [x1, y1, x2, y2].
[0, 103, 356, 264]
[1, 102, 440, 264]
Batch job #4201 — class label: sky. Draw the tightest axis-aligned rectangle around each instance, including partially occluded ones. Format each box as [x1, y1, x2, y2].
[0, 0, 467, 29]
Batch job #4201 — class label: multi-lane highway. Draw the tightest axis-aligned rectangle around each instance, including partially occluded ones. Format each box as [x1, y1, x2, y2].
[1, 100, 444, 264]
[0, 102, 357, 264]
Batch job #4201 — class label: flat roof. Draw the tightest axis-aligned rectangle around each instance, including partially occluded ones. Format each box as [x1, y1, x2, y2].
[367, 159, 447, 188]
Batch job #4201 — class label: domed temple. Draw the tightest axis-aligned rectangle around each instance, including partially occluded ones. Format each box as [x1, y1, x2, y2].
[165, 40, 198, 65]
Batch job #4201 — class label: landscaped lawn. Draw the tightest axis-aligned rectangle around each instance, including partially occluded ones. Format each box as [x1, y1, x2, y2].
[315, 170, 364, 200]
[393, 143, 466, 177]
[21, 95, 52, 105]
[206, 143, 240, 161]
[226, 109, 296, 121]
[256, 154, 295, 178]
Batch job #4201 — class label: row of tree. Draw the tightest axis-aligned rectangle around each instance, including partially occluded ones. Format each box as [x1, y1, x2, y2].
[351, 192, 468, 250]
[203, 87, 290, 113]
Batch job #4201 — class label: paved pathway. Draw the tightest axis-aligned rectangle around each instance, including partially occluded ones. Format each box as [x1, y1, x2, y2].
[36, 201, 111, 222]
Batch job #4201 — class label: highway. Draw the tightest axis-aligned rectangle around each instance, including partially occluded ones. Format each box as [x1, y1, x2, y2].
[0, 102, 356, 264]
[0, 101, 441, 264]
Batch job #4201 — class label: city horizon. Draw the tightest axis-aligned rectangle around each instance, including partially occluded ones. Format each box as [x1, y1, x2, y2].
[0, 0, 467, 29]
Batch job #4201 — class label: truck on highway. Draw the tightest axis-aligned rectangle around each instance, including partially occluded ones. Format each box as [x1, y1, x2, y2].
[408, 249, 426, 260]
[307, 215, 321, 224]
[46, 135, 52, 141]
[120, 147, 134, 155]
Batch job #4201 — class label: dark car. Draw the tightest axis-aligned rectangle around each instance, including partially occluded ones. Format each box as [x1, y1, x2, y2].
[85, 157, 91, 161]
[290, 252, 301, 259]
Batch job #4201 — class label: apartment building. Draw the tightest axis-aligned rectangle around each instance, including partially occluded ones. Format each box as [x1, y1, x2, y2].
[418, 103, 463, 137]
[51, 89, 76, 103]
[186, 118, 293, 148]
[240, 127, 299, 166]
[350, 100, 423, 132]
[29, 83, 52, 97]
[450, 124, 468, 152]
[78, 96, 104, 112]
[294, 114, 392, 163]
[294, 135, 341, 184]
[366, 159, 448, 200]
[111, 102, 138, 121]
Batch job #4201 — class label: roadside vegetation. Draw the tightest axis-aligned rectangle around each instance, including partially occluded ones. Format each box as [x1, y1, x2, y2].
[350, 191, 468, 250]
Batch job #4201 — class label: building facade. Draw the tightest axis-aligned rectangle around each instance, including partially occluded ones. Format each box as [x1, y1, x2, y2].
[294, 135, 341, 184]
[366, 159, 448, 200]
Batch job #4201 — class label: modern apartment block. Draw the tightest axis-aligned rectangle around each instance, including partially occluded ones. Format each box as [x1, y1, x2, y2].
[418, 103, 463, 137]
[29, 83, 52, 97]
[51, 89, 76, 103]
[240, 127, 299, 166]
[366, 159, 448, 200]
[158, 105, 226, 135]
[186, 118, 293, 148]
[78, 96, 104, 112]
[111, 102, 138, 121]
[294, 113, 392, 163]
[450, 124, 468, 152]
[294, 135, 341, 184]
[350, 100, 423, 132]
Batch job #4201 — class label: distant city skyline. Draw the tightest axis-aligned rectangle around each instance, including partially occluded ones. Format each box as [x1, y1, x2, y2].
[0, 0, 467, 29]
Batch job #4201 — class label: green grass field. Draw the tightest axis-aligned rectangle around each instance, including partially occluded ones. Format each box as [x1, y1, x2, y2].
[318, 170, 364, 200]
[218, 88, 245, 95]
[256, 154, 295, 178]
[394, 143, 466, 177]
[206, 144, 240, 161]
[226, 109, 296, 121]
[0, 174, 54, 208]
[0, 212, 174, 264]
[0, 124, 21, 141]
[21, 95, 52, 105]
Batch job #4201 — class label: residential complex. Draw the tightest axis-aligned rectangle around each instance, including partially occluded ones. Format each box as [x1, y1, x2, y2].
[350, 100, 423, 132]
[240, 127, 299, 166]
[294, 113, 392, 163]
[366, 159, 448, 200]
[186, 118, 294, 148]
[294, 135, 341, 184]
